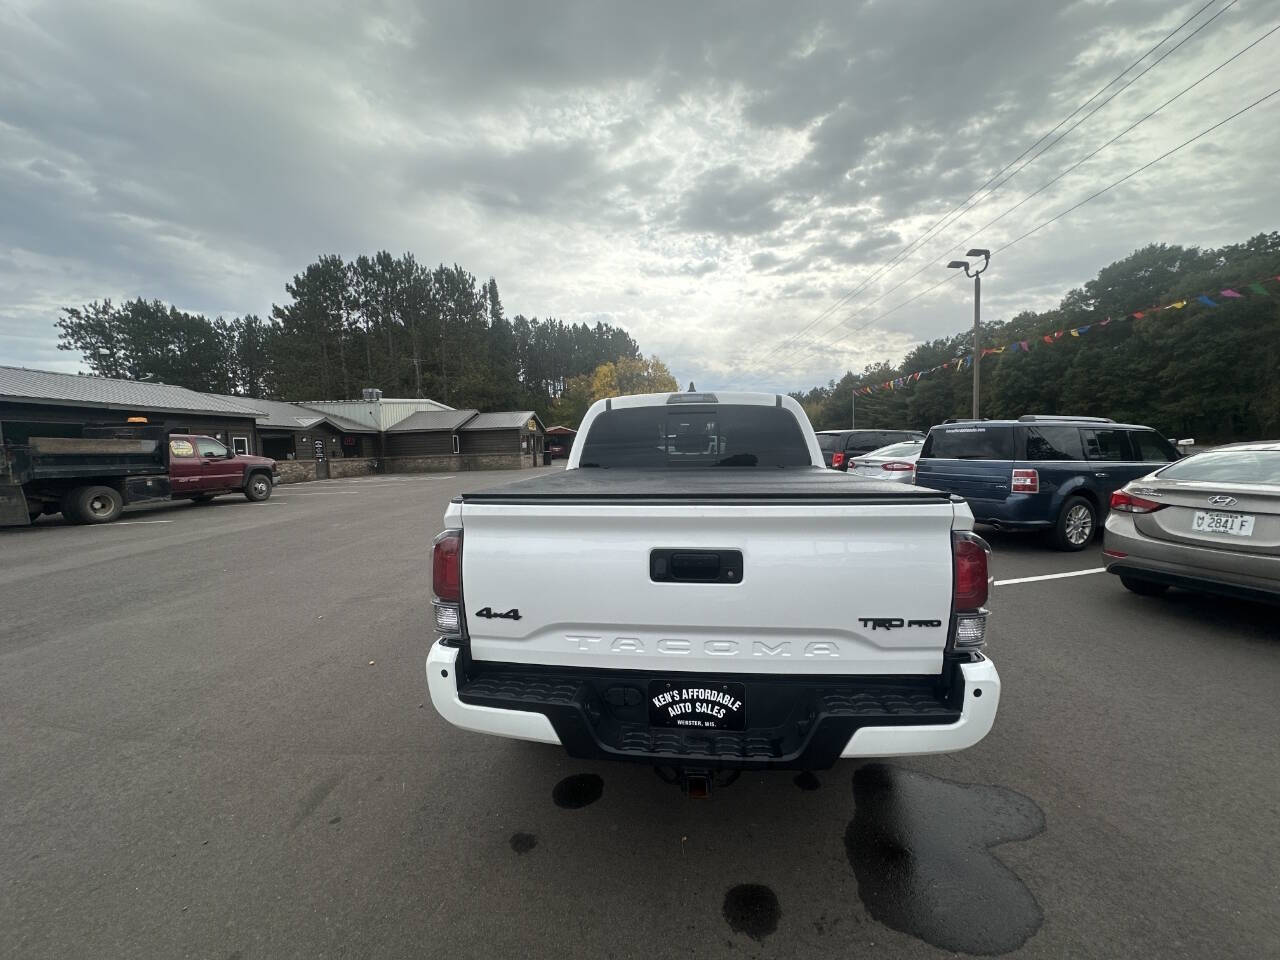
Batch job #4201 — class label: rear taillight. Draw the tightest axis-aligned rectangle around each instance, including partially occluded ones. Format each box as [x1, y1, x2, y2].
[1110, 489, 1166, 514]
[953, 533, 990, 610]
[832, 451, 845, 469]
[433, 530, 462, 601]
[1011, 468, 1039, 493]
[882, 461, 915, 472]
[952, 531, 991, 651]
[432, 529, 464, 638]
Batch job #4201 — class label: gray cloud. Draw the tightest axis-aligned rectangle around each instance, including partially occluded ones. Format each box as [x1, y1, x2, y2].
[675, 164, 790, 236]
[1, 0, 1277, 393]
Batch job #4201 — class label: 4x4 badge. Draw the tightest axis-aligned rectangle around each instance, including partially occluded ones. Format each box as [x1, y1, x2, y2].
[475, 607, 521, 621]
[1207, 495, 1237, 506]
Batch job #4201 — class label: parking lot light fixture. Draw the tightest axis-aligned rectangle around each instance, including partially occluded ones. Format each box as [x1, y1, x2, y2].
[949, 250, 991, 417]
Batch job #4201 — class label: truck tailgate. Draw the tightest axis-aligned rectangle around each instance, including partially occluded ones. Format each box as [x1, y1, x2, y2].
[458, 498, 958, 675]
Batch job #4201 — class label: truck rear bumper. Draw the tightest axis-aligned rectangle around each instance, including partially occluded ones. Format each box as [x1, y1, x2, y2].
[427, 643, 562, 745]
[425, 643, 999, 767]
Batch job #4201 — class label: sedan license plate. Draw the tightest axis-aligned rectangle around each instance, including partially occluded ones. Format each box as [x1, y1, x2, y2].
[1192, 510, 1255, 537]
[648, 680, 746, 731]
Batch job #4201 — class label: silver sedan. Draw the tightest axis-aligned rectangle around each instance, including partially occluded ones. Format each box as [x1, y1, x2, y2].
[848, 440, 923, 484]
[1103, 441, 1280, 604]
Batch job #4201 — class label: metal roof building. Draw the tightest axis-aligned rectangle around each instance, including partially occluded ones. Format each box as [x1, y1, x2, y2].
[202, 394, 380, 461]
[0, 366, 551, 471]
[298, 397, 454, 432]
[0, 365, 266, 454]
[205, 395, 377, 434]
[385, 409, 479, 433]
[0, 365, 263, 417]
[462, 411, 542, 431]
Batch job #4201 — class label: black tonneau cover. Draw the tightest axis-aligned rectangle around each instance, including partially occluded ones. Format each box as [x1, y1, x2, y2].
[460, 468, 954, 503]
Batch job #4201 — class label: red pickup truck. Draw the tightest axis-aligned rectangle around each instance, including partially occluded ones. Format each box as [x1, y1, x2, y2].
[0, 425, 279, 526]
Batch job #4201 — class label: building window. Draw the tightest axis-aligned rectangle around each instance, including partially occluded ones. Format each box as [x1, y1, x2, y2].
[452, 434, 460, 454]
[231, 436, 250, 456]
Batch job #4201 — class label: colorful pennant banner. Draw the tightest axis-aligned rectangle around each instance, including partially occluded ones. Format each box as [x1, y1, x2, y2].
[850, 273, 1279, 397]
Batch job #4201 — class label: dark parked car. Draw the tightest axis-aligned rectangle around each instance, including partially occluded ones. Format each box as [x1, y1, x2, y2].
[914, 416, 1180, 550]
[816, 429, 926, 470]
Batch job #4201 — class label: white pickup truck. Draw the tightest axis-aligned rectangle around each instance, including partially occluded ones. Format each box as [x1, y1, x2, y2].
[426, 391, 998, 793]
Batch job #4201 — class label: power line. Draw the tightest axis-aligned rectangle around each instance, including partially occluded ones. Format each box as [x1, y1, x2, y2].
[942, 20, 1279, 263]
[799, 18, 1277, 363]
[992, 83, 1280, 256]
[764, 0, 1237, 368]
[751, 0, 1224, 366]
[789, 82, 1280, 371]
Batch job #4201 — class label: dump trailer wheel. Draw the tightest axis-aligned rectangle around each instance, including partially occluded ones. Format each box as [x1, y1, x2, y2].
[71, 485, 124, 524]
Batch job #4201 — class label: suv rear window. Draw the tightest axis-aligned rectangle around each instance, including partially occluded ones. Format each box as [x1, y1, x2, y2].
[579, 404, 812, 468]
[922, 426, 1015, 460]
[816, 433, 842, 452]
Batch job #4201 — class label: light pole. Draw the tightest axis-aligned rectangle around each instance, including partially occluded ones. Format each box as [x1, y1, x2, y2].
[947, 248, 991, 419]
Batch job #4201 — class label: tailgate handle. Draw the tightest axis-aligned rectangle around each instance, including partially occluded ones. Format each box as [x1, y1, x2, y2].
[651, 549, 742, 583]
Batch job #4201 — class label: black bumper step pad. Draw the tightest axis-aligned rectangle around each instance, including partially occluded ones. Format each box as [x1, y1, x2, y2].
[457, 663, 965, 770]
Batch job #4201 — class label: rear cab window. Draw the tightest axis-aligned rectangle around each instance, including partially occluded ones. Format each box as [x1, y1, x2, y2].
[816, 433, 842, 452]
[921, 425, 1016, 460]
[579, 404, 812, 468]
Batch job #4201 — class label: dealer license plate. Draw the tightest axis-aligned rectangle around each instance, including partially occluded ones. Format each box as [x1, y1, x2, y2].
[1191, 511, 1255, 537]
[648, 680, 746, 731]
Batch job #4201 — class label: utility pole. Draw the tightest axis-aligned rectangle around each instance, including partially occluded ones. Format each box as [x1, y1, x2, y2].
[408, 356, 424, 398]
[851, 390, 855, 428]
[972, 271, 981, 418]
[947, 249, 991, 419]
[439, 327, 448, 404]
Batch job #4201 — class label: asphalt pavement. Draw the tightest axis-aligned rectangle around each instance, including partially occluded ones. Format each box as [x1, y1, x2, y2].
[2, 471, 1277, 959]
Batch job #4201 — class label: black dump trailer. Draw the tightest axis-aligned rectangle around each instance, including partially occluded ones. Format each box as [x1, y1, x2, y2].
[0, 424, 173, 527]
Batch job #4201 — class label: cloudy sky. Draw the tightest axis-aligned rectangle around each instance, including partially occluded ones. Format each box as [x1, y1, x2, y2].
[2, 0, 1277, 392]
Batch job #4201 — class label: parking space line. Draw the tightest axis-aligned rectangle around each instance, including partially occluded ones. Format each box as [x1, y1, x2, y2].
[112, 520, 176, 525]
[995, 567, 1106, 586]
[273, 491, 360, 495]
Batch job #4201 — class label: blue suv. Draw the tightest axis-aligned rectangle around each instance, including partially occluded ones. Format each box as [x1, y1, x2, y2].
[914, 416, 1181, 550]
